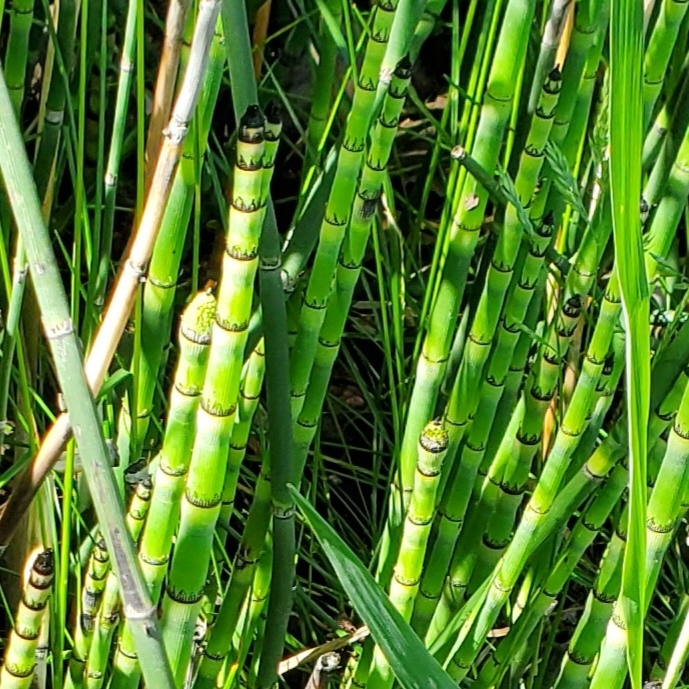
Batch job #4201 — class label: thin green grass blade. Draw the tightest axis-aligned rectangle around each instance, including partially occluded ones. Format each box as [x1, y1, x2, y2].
[291, 487, 457, 689]
[609, 3, 649, 689]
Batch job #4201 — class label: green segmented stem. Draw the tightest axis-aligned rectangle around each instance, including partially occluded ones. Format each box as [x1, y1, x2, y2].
[474, 463, 627, 689]
[648, 593, 689, 683]
[443, 66, 562, 481]
[413, 205, 554, 640]
[448, 195, 682, 677]
[468, 58, 611, 589]
[390, 420, 449, 619]
[643, 63, 689, 206]
[527, 0, 572, 113]
[408, 0, 448, 62]
[65, 536, 110, 689]
[93, 0, 138, 308]
[219, 340, 265, 532]
[644, 114, 689, 282]
[589, 376, 689, 689]
[219, 106, 281, 522]
[218, 537, 273, 689]
[32, 0, 77, 204]
[193, 462, 273, 689]
[303, 0, 342, 175]
[642, 0, 689, 127]
[555, 509, 627, 689]
[441, 97, 688, 664]
[159, 106, 268, 685]
[0, 549, 54, 689]
[446, 277, 620, 680]
[3, 0, 35, 115]
[82, 536, 110, 635]
[289, 0, 401, 420]
[557, 4, 609, 169]
[473, 353, 614, 597]
[424, 67, 564, 614]
[472, 344, 620, 592]
[367, 420, 448, 689]
[109, 291, 215, 689]
[144, 290, 216, 591]
[118, 29, 225, 465]
[565, 336, 625, 484]
[548, 0, 606, 149]
[124, 477, 153, 542]
[83, 479, 152, 689]
[395, 0, 535, 507]
[556, 436, 668, 689]
[292, 59, 412, 482]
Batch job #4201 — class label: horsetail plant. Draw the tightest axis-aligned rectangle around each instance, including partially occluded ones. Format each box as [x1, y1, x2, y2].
[159, 105, 270, 684]
[109, 290, 216, 689]
[0, 57, 176, 689]
[382, 0, 537, 590]
[588, 371, 689, 689]
[288, 0, 402, 420]
[367, 419, 448, 689]
[118, 26, 226, 466]
[82, 479, 153, 689]
[292, 58, 413, 482]
[219, 340, 265, 534]
[5, 4, 689, 689]
[193, 458, 273, 689]
[0, 0, 223, 549]
[64, 536, 110, 689]
[0, 549, 54, 689]
[413, 65, 563, 633]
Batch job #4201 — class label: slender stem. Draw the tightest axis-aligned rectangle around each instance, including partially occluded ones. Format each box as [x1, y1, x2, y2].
[0, 61, 176, 689]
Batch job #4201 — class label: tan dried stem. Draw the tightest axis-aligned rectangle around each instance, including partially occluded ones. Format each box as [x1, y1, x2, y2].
[144, 0, 193, 192]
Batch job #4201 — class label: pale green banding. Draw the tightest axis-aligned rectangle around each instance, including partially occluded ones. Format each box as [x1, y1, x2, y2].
[110, 291, 215, 689]
[288, 0, 402, 421]
[0, 549, 54, 689]
[291, 58, 412, 487]
[219, 339, 265, 530]
[588, 373, 689, 689]
[160, 105, 269, 685]
[367, 420, 448, 689]
[125, 477, 153, 541]
[193, 465, 272, 689]
[642, 0, 689, 127]
[82, 536, 110, 634]
[218, 111, 281, 526]
[83, 477, 155, 689]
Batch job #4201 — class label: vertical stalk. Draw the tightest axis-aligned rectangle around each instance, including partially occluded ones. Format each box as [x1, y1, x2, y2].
[0, 549, 54, 689]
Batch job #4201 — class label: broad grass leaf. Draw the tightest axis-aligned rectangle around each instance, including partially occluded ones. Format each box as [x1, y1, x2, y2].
[291, 486, 457, 689]
[609, 2, 649, 689]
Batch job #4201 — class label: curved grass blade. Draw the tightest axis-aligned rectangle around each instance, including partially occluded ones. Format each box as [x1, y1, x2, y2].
[290, 487, 456, 689]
